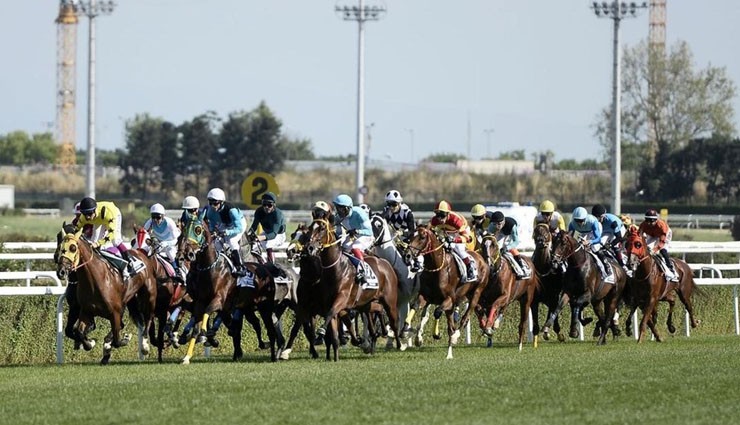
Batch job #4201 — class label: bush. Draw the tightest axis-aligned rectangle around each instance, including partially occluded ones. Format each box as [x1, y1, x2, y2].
[732, 215, 740, 241]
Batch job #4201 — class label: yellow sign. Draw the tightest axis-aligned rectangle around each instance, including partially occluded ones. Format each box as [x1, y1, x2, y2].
[241, 172, 280, 209]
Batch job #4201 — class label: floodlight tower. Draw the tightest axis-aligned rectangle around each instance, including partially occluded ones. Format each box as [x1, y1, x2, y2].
[335, 1, 386, 204]
[55, 1, 80, 173]
[78, 0, 116, 198]
[647, 0, 667, 165]
[592, 1, 647, 215]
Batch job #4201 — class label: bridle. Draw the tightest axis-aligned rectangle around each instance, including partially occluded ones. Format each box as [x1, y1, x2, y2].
[406, 226, 446, 272]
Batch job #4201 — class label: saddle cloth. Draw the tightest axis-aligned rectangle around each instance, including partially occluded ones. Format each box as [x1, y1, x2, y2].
[359, 260, 379, 288]
[99, 250, 146, 276]
[587, 251, 615, 284]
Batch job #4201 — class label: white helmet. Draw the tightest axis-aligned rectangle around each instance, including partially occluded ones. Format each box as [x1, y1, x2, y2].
[207, 188, 226, 202]
[150, 203, 166, 215]
[182, 196, 200, 209]
[385, 190, 403, 203]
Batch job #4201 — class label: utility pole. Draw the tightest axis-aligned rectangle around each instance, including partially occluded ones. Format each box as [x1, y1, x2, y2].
[592, 1, 647, 215]
[78, 0, 116, 199]
[335, 1, 386, 203]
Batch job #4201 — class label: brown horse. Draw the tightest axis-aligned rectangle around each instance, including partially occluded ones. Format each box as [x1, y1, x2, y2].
[531, 224, 565, 342]
[133, 225, 188, 362]
[623, 227, 700, 342]
[303, 218, 402, 361]
[546, 232, 627, 345]
[56, 232, 157, 364]
[477, 234, 539, 350]
[403, 223, 489, 359]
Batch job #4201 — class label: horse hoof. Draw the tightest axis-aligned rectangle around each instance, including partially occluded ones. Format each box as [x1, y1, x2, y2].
[557, 333, 566, 343]
[121, 333, 132, 346]
[486, 338, 493, 348]
[483, 327, 493, 337]
[542, 331, 550, 341]
[399, 343, 408, 352]
[279, 348, 292, 360]
[83, 339, 96, 351]
[569, 329, 579, 339]
[451, 330, 461, 345]
[181, 357, 191, 365]
[667, 325, 676, 335]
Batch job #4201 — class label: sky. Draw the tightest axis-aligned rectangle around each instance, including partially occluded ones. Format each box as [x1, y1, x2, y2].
[3, 1, 740, 164]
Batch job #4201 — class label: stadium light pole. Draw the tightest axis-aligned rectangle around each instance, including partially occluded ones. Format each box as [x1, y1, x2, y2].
[79, 0, 116, 199]
[592, 1, 646, 215]
[335, 1, 386, 204]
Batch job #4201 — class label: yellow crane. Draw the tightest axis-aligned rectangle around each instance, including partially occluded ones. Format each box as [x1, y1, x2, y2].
[56, 1, 79, 172]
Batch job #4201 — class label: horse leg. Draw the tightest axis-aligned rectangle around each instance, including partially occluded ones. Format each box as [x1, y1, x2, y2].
[327, 316, 340, 362]
[415, 300, 431, 347]
[664, 292, 677, 335]
[543, 291, 569, 338]
[230, 308, 244, 361]
[242, 308, 267, 350]
[257, 303, 279, 362]
[445, 310, 459, 360]
[676, 284, 700, 328]
[182, 311, 209, 365]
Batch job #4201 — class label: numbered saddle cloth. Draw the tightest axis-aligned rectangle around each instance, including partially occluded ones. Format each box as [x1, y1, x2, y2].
[236, 269, 256, 288]
[360, 261, 379, 288]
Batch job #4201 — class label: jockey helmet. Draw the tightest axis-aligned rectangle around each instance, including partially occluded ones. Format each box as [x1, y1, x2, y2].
[314, 201, 330, 213]
[620, 214, 633, 226]
[181, 196, 200, 209]
[73, 202, 81, 215]
[333, 194, 353, 208]
[572, 207, 588, 221]
[591, 204, 606, 217]
[385, 190, 403, 204]
[207, 188, 226, 202]
[79, 197, 97, 214]
[434, 200, 452, 213]
[359, 204, 371, 215]
[645, 209, 659, 220]
[471, 204, 486, 218]
[150, 203, 166, 215]
[539, 200, 555, 214]
[491, 211, 505, 223]
[262, 192, 277, 203]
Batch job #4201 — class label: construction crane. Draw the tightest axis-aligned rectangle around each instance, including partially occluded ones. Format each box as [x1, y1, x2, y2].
[55, 0, 79, 172]
[647, 0, 666, 163]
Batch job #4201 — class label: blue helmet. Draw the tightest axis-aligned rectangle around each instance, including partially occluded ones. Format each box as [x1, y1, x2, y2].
[572, 207, 588, 220]
[333, 194, 353, 208]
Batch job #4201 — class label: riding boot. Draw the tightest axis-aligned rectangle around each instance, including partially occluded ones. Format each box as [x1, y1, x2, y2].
[266, 248, 276, 264]
[120, 250, 133, 280]
[230, 251, 246, 277]
[661, 250, 678, 282]
[596, 251, 610, 279]
[514, 255, 530, 279]
[464, 257, 477, 282]
[356, 263, 369, 289]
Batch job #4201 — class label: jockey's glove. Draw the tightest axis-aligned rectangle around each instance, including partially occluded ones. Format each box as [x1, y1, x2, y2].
[90, 241, 99, 249]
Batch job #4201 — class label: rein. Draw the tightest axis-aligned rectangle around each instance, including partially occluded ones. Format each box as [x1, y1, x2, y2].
[408, 227, 447, 273]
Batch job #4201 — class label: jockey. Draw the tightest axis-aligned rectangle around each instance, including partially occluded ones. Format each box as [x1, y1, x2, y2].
[533, 199, 566, 235]
[75, 197, 143, 280]
[143, 203, 181, 271]
[620, 213, 639, 232]
[178, 195, 202, 228]
[202, 187, 247, 276]
[591, 204, 627, 269]
[72, 201, 104, 241]
[381, 190, 416, 242]
[312, 200, 333, 221]
[249, 192, 287, 264]
[487, 211, 530, 279]
[333, 193, 375, 289]
[429, 200, 477, 282]
[470, 204, 494, 240]
[568, 206, 611, 279]
[638, 208, 678, 282]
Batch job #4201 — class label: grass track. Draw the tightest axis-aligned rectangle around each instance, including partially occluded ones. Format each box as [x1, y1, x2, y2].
[0, 336, 738, 425]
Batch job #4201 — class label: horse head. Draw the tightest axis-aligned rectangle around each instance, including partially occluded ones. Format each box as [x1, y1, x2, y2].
[403, 224, 444, 272]
[176, 217, 206, 266]
[286, 222, 310, 262]
[480, 234, 502, 271]
[303, 218, 337, 258]
[550, 231, 580, 272]
[533, 223, 553, 251]
[623, 227, 649, 274]
[56, 233, 88, 281]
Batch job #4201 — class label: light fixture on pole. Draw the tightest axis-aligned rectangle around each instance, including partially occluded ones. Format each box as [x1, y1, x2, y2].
[592, 1, 646, 215]
[335, 1, 386, 203]
[78, 0, 116, 199]
[483, 128, 495, 159]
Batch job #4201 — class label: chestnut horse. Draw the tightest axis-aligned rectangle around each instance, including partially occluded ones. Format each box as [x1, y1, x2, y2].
[303, 218, 402, 361]
[403, 224, 489, 359]
[623, 227, 700, 342]
[56, 232, 157, 364]
[477, 234, 539, 350]
[546, 232, 627, 345]
[531, 224, 565, 342]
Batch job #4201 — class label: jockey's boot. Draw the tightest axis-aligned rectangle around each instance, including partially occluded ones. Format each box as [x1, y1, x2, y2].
[266, 248, 275, 264]
[514, 255, 531, 279]
[230, 251, 246, 277]
[661, 250, 679, 282]
[120, 250, 133, 280]
[464, 257, 477, 282]
[596, 251, 610, 280]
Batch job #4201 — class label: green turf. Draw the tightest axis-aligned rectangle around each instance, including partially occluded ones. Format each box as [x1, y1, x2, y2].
[0, 336, 737, 425]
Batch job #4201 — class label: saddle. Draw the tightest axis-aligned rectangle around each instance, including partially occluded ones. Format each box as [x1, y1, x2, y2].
[587, 251, 614, 284]
[653, 254, 679, 282]
[449, 252, 476, 283]
[501, 252, 531, 280]
[99, 250, 146, 279]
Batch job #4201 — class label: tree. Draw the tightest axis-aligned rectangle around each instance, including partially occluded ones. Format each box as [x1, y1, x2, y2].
[179, 111, 220, 195]
[120, 114, 167, 199]
[0, 131, 56, 165]
[497, 150, 525, 161]
[279, 135, 315, 160]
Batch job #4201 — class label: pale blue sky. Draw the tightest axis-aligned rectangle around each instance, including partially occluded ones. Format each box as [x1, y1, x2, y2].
[3, 1, 739, 163]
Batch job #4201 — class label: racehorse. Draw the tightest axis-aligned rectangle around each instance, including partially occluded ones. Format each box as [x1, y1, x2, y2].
[56, 231, 157, 364]
[403, 223, 489, 359]
[546, 231, 627, 345]
[622, 227, 700, 342]
[303, 218, 402, 361]
[368, 214, 419, 347]
[531, 224, 565, 342]
[477, 234, 539, 350]
[133, 225, 188, 362]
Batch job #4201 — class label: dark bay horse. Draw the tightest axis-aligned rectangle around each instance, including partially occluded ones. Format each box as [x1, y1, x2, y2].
[303, 218, 402, 361]
[477, 234, 539, 350]
[56, 232, 157, 364]
[623, 228, 700, 342]
[546, 232, 627, 345]
[531, 224, 565, 342]
[403, 223, 489, 359]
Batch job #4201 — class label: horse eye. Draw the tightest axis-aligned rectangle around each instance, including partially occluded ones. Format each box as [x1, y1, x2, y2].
[635, 242, 641, 249]
[69, 245, 77, 253]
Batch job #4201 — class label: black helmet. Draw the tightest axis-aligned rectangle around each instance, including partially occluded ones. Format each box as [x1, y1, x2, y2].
[645, 209, 659, 219]
[591, 204, 606, 217]
[491, 211, 505, 223]
[262, 192, 277, 203]
[79, 197, 97, 214]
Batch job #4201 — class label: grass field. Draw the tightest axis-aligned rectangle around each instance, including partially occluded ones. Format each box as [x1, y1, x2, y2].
[0, 336, 738, 425]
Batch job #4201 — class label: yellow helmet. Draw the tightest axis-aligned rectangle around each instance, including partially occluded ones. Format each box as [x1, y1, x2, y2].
[434, 200, 452, 213]
[539, 200, 555, 213]
[471, 204, 486, 217]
